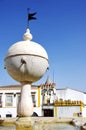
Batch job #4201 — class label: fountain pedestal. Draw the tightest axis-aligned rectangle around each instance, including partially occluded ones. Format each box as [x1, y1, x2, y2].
[17, 84, 33, 117]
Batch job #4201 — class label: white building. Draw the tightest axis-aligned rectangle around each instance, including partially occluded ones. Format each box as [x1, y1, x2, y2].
[55, 88, 86, 117]
[0, 78, 86, 118]
[0, 84, 41, 118]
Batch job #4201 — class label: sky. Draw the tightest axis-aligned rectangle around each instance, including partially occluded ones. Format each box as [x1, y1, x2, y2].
[0, 0, 86, 92]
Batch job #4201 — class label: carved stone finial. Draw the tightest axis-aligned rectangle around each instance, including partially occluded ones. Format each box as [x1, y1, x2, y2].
[23, 29, 33, 41]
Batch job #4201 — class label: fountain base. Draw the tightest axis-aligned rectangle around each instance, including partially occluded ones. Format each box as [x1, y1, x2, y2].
[15, 117, 33, 130]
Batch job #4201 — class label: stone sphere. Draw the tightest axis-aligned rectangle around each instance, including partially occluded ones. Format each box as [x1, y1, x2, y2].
[4, 29, 49, 83]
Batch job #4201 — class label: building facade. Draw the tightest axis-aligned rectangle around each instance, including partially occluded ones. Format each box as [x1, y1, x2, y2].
[55, 88, 86, 117]
[0, 78, 86, 118]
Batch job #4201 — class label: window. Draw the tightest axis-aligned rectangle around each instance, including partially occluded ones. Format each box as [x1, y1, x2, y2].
[5, 94, 13, 107]
[31, 92, 36, 107]
[32, 95, 35, 102]
[6, 114, 12, 118]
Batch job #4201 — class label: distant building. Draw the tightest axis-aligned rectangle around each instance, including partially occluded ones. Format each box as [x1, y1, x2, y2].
[0, 77, 86, 118]
[55, 88, 86, 117]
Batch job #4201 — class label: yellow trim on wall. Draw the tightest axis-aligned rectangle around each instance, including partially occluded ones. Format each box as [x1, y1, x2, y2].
[38, 86, 40, 107]
[80, 105, 82, 112]
[54, 107, 57, 117]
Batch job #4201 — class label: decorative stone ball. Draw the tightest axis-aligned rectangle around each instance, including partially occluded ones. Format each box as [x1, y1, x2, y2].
[4, 29, 49, 84]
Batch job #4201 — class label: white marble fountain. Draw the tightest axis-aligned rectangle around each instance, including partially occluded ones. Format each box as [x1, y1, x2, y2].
[4, 29, 49, 129]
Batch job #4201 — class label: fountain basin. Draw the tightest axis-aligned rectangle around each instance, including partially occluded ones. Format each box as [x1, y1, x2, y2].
[5, 55, 48, 83]
[0, 117, 80, 130]
[0, 117, 81, 130]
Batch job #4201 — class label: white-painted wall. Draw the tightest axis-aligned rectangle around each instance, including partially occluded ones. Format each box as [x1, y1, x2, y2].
[33, 107, 42, 116]
[56, 88, 85, 103]
[82, 106, 86, 117]
[57, 106, 80, 118]
[0, 108, 17, 118]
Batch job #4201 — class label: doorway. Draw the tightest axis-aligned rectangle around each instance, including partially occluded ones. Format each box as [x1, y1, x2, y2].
[44, 109, 53, 117]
